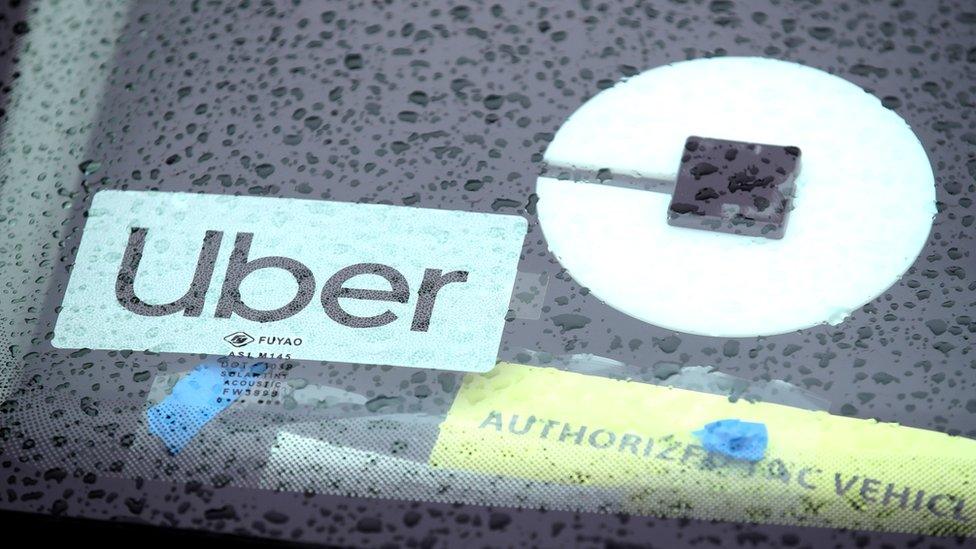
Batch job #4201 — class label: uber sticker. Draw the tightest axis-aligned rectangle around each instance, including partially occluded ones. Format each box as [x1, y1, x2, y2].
[53, 190, 527, 372]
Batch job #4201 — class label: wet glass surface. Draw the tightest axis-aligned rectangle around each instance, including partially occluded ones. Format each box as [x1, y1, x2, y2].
[0, 1, 974, 547]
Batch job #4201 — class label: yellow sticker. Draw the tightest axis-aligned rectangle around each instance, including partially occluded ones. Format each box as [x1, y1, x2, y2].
[430, 362, 976, 537]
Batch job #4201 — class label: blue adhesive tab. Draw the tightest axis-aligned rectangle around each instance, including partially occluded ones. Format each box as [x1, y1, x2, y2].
[693, 419, 768, 462]
[146, 362, 266, 454]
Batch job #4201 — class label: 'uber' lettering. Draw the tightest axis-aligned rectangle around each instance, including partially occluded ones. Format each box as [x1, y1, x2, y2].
[116, 227, 468, 331]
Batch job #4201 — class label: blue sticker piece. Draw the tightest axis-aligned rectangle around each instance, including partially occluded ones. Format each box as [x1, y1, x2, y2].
[146, 362, 266, 454]
[693, 419, 768, 462]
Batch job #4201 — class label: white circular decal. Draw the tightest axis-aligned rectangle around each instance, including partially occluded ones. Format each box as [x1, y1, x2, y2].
[537, 57, 936, 337]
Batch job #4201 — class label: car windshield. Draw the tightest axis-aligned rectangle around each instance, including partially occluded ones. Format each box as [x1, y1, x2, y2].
[0, 1, 974, 547]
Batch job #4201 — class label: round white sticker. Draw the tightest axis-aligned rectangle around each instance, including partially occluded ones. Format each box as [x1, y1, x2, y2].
[537, 57, 936, 337]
